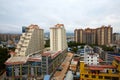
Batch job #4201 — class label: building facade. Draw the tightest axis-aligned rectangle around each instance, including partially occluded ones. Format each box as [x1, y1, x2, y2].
[74, 29, 86, 44]
[15, 24, 44, 56]
[41, 50, 67, 75]
[5, 50, 67, 80]
[0, 34, 20, 42]
[50, 24, 68, 51]
[80, 56, 120, 80]
[113, 33, 120, 42]
[5, 24, 68, 80]
[5, 24, 44, 80]
[74, 25, 113, 45]
[97, 25, 112, 45]
[113, 33, 120, 47]
[84, 53, 99, 65]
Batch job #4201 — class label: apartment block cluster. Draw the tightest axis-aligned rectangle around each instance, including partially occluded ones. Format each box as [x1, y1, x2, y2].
[0, 34, 20, 48]
[5, 24, 68, 80]
[79, 45, 120, 80]
[0, 34, 20, 42]
[74, 25, 112, 45]
[113, 33, 120, 47]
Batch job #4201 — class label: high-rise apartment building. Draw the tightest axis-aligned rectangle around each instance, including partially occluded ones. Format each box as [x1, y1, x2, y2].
[0, 34, 20, 41]
[74, 28, 96, 44]
[50, 24, 68, 51]
[5, 24, 44, 80]
[5, 24, 68, 80]
[15, 24, 44, 56]
[74, 25, 112, 45]
[85, 28, 96, 44]
[74, 29, 86, 43]
[97, 25, 112, 45]
[113, 33, 120, 44]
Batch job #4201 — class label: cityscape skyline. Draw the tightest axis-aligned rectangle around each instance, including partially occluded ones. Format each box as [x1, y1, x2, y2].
[0, 0, 120, 33]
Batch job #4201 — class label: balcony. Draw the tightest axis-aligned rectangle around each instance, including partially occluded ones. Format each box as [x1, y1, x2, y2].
[22, 33, 26, 37]
[20, 48, 26, 51]
[25, 36, 31, 39]
[27, 33, 32, 36]
[18, 41, 22, 45]
[16, 44, 21, 48]
[19, 52, 26, 56]
[22, 44, 28, 47]
[24, 40, 29, 43]
[15, 49, 19, 53]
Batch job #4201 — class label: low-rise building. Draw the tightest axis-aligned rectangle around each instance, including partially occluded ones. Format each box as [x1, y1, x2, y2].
[80, 56, 120, 80]
[5, 50, 68, 80]
[84, 53, 99, 65]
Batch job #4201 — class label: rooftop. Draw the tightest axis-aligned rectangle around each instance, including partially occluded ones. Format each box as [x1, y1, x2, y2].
[28, 57, 41, 62]
[42, 50, 62, 59]
[52, 53, 73, 80]
[50, 24, 64, 29]
[89, 67, 104, 70]
[5, 56, 28, 65]
[28, 24, 39, 29]
[99, 58, 103, 62]
[87, 65, 116, 71]
[5, 54, 42, 65]
[114, 56, 120, 62]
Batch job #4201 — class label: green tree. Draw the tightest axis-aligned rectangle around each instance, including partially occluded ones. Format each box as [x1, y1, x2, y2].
[100, 45, 114, 51]
[0, 47, 10, 75]
[45, 39, 50, 47]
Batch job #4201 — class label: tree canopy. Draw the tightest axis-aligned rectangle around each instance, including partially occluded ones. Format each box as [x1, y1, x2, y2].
[0, 47, 10, 75]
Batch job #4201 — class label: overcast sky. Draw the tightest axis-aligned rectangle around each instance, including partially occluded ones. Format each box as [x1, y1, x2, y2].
[0, 0, 120, 33]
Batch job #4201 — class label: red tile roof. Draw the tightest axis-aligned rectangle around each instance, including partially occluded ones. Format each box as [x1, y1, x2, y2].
[88, 65, 116, 70]
[114, 56, 120, 62]
[89, 67, 104, 70]
[99, 58, 103, 62]
[42, 52, 51, 57]
[5, 57, 27, 65]
[28, 58, 41, 62]
[100, 65, 116, 68]
[42, 51, 62, 59]
[51, 51, 61, 59]
[9, 51, 16, 55]
[5, 61, 25, 65]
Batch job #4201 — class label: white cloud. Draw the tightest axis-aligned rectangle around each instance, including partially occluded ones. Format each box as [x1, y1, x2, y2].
[0, 0, 120, 33]
[0, 24, 21, 33]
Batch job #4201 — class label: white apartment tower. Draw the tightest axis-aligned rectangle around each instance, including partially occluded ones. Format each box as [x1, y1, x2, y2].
[50, 24, 68, 51]
[15, 24, 44, 56]
[84, 53, 99, 65]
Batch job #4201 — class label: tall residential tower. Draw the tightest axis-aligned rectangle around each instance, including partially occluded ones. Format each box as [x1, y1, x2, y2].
[74, 25, 112, 45]
[15, 24, 44, 56]
[50, 24, 68, 51]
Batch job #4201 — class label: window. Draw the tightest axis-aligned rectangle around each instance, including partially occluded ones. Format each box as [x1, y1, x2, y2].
[92, 75, 96, 78]
[85, 75, 89, 78]
[112, 77, 119, 80]
[105, 76, 110, 79]
[99, 76, 103, 79]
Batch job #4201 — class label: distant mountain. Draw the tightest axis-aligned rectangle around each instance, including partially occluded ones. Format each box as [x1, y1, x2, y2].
[66, 33, 74, 36]
[0, 32, 74, 37]
[44, 32, 74, 37]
